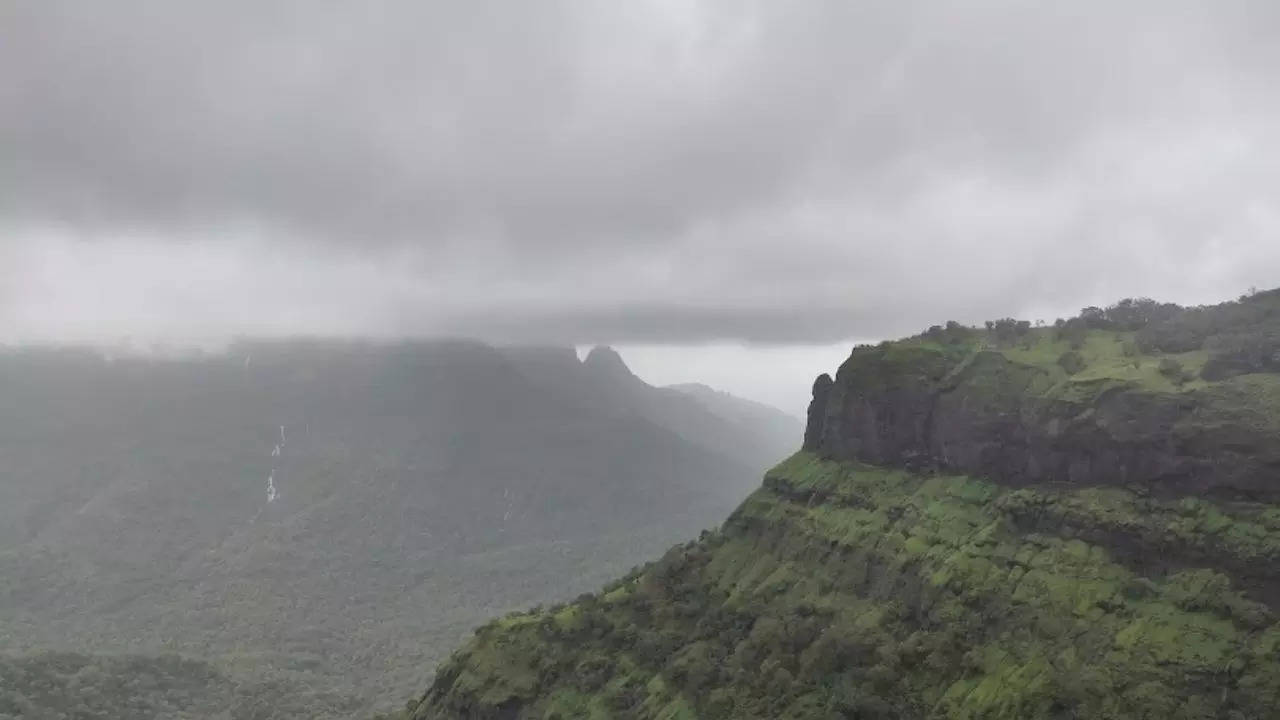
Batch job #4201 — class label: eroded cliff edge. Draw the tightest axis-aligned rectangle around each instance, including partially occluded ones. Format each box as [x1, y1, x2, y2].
[806, 294, 1280, 502]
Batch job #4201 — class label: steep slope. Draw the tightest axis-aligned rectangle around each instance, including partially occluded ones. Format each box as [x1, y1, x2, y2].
[411, 291, 1280, 720]
[0, 339, 785, 716]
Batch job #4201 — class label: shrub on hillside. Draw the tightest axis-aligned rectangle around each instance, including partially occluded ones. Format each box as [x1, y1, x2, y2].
[1201, 331, 1280, 380]
[1138, 289, 1280, 354]
[1057, 351, 1086, 375]
[1158, 358, 1191, 385]
[922, 321, 976, 345]
[1078, 298, 1182, 331]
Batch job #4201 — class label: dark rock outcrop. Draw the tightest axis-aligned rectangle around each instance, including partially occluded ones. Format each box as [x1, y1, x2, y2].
[802, 373, 833, 451]
[805, 345, 1280, 501]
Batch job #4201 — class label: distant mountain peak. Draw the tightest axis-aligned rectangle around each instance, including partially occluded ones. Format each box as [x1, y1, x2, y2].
[582, 345, 634, 379]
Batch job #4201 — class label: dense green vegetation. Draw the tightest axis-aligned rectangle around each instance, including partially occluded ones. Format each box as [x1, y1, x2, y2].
[413, 453, 1280, 719]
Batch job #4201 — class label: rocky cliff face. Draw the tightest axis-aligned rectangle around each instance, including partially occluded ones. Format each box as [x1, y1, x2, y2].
[806, 324, 1280, 502]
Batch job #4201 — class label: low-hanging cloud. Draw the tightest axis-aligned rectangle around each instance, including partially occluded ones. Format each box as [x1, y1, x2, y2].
[3, 1, 1279, 346]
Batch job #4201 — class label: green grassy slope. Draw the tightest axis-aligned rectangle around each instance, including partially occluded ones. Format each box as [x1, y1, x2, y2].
[853, 323, 1273, 408]
[410, 453, 1280, 719]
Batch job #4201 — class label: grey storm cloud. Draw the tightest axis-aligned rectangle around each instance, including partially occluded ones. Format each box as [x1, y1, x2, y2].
[2, 1, 1280, 346]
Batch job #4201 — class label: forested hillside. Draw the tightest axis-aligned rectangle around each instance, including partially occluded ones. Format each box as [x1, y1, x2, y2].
[0, 340, 796, 717]
[412, 289, 1280, 719]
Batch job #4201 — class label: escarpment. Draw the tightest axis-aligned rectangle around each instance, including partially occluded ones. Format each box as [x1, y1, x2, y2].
[806, 320, 1280, 502]
[406, 291, 1280, 720]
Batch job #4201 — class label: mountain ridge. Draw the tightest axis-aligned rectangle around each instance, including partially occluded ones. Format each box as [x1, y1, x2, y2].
[666, 382, 803, 445]
[408, 289, 1280, 720]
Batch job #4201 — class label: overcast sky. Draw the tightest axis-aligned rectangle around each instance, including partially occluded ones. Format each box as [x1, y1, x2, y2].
[3, 1, 1279, 410]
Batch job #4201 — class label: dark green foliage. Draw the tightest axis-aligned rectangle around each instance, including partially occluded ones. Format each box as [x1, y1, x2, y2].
[1053, 317, 1088, 349]
[1137, 287, 1280, 361]
[1057, 297, 1182, 342]
[1078, 298, 1182, 331]
[984, 317, 1032, 344]
[1056, 350, 1085, 375]
[921, 321, 977, 345]
[1201, 329, 1280, 380]
[1157, 357, 1190, 384]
